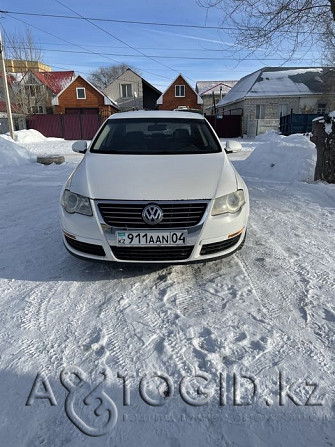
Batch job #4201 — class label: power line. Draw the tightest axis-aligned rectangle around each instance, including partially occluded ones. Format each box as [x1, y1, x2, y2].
[0, 9, 326, 35]
[4, 13, 174, 81]
[43, 63, 170, 88]
[54, 0, 196, 83]
[4, 14, 120, 64]
[3, 45, 319, 62]
[0, 9, 231, 31]
[4, 41, 253, 53]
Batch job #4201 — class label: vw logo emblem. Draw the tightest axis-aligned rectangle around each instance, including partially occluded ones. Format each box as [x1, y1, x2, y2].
[142, 204, 163, 225]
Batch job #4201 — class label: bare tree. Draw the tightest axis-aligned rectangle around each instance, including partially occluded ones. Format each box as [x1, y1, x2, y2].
[3, 28, 47, 115]
[4, 28, 43, 62]
[197, 0, 335, 59]
[198, 0, 335, 183]
[88, 63, 139, 90]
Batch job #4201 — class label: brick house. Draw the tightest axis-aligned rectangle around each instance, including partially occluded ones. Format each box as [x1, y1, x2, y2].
[103, 68, 161, 111]
[195, 80, 238, 115]
[217, 67, 335, 136]
[52, 75, 119, 118]
[157, 74, 203, 111]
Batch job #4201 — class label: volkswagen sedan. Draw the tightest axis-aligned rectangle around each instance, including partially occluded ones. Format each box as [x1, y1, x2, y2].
[60, 111, 249, 263]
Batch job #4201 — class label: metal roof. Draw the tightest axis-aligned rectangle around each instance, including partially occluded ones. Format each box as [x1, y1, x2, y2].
[33, 71, 75, 95]
[196, 81, 238, 96]
[218, 67, 335, 107]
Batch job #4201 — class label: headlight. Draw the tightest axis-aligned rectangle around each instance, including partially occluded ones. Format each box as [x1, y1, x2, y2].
[61, 190, 93, 216]
[212, 190, 245, 215]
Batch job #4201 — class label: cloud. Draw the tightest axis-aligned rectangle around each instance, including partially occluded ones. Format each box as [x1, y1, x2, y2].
[150, 29, 228, 45]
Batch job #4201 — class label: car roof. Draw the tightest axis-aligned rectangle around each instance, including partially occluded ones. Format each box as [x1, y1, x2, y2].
[107, 110, 204, 120]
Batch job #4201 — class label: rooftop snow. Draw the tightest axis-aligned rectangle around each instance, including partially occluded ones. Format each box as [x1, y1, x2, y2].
[217, 70, 261, 106]
[218, 67, 331, 107]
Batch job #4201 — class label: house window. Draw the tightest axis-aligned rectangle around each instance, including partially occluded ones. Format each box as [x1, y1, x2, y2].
[278, 104, 289, 117]
[76, 87, 86, 99]
[30, 106, 43, 114]
[121, 84, 132, 98]
[25, 86, 38, 97]
[317, 102, 327, 114]
[175, 85, 185, 97]
[256, 104, 266, 119]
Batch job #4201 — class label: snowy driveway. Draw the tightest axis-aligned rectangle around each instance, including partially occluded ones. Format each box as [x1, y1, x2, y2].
[1, 133, 335, 446]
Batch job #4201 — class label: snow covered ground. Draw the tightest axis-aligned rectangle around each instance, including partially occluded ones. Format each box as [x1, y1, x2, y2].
[1, 130, 335, 446]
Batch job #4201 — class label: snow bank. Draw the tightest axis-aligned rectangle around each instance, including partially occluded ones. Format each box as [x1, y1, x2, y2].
[2, 131, 79, 157]
[0, 135, 35, 167]
[14, 129, 46, 143]
[238, 132, 316, 182]
[23, 138, 79, 156]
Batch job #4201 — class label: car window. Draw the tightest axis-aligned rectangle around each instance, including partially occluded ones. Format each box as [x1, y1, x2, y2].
[90, 118, 222, 154]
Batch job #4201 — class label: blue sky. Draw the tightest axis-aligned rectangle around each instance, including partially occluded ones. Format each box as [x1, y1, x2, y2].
[0, 0, 321, 91]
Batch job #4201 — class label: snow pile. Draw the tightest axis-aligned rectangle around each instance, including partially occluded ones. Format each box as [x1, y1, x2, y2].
[14, 129, 46, 143]
[23, 137, 80, 156]
[237, 132, 316, 182]
[0, 135, 35, 167]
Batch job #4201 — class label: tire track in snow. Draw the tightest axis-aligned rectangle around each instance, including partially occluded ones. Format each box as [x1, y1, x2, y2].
[10, 282, 61, 370]
[102, 304, 138, 376]
[249, 195, 335, 370]
[235, 254, 292, 374]
[237, 219, 335, 391]
[131, 291, 195, 377]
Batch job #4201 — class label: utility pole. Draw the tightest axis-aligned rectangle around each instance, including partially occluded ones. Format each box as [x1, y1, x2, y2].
[0, 29, 15, 140]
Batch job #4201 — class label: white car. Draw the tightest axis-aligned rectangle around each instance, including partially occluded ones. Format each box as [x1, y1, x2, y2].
[60, 111, 249, 263]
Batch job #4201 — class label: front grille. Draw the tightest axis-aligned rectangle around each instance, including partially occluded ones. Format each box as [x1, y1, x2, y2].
[111, 245, 194, 261]
[98, 201, 207, 228]
[65, 236, 106, 256]
[200, 234, 241, 256]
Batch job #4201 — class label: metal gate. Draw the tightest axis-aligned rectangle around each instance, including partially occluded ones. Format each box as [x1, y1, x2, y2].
[26, 113, 104, 140]
[206, 115, 242, 138]
[280, 113, 324, 135]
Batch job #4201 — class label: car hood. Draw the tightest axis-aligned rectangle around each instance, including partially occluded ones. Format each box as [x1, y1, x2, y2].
[69, 152, 238, 200]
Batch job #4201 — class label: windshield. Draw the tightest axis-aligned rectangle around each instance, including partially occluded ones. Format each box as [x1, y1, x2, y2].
[90, 118, 221, 154]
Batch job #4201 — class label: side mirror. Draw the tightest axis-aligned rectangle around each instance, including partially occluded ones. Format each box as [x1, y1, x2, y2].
[72, 141, 87, 153]
[225, 140, 243, 153]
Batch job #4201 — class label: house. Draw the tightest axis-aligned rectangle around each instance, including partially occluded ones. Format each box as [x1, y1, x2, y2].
[0, 74, 26, 133]
[13, 70, 75, 115]
[5, 59, 51, 73]
[195, 80, 238, 115]
[103, 68, 161, 111]
[52, 75, 119, 119]
[217, 67, 335, 136]
[157, 74, 203, 111]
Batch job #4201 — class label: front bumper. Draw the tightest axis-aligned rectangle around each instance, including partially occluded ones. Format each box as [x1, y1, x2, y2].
[60, 199, 249, 263]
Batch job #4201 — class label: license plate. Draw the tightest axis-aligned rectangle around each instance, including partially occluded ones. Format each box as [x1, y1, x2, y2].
[116, 231, 187, 246]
